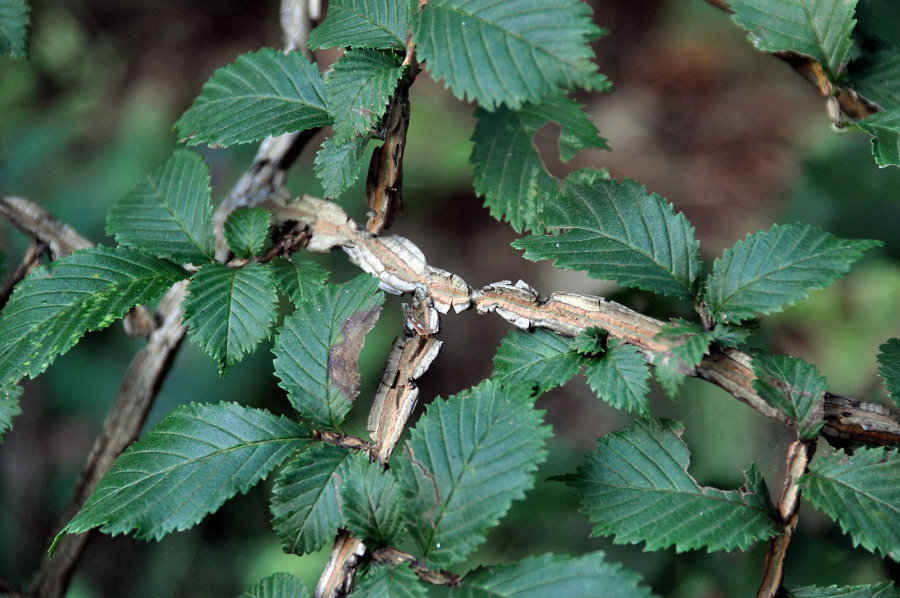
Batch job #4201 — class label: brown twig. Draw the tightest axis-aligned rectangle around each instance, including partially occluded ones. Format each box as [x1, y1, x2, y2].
[371, 547, 460, 586]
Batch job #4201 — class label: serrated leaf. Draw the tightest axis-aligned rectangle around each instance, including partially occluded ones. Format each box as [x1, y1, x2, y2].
[175, 48, 330, 147]
[326, 48, 405, 144]
[224, 207, 271, 258]
[242, 573, 310, 598]
[0, 0, 29, 59]
[801, 446, 900, 561]
[571, 326, 606, 356]
[308, 0, 410, 50]
[586, 338, 651, 416]
[705, 224, 880, 324]
[60, 403, 310, 542]
[492, 328, 585, 393]
[729, 0, 857, 79]
[561, 419, 780, 552]
[651, 319, 713, 398]
[0, 383, 23, 442]
[847, 49, 900, 112]
[709, 322, 753, 348]
[182, 263, 278, 372]
[270, 444, 354, 555]
[106, 149, 215, 263]
[878, 338, 900, 409]
[856, 110, 900, 168]
[273, 275, 384, 428]
[788, 583, 900, 598]
[413, 0, 608, 109]
[356, 564, 427, 598]
[314, 134, 369, 199]
[456, 552, 653, 598]
[514, 171, 702, 299]
[0, 246, 188, 388]
[471, 96, 607, 232]
[341, 452, 406, 547]
[752, 352, 826, 439]
[397, 380, 550, 567]
[271, 256, 329, 306]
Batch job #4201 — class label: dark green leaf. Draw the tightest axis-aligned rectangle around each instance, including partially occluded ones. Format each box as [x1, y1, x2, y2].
[492, 328, 585, 393]
[106, 149, 215, 263]
[326, 48, 405, 144]
[801, 446, 900, 560]
[271, 256, 329, 306]
[341, 452, 406, 547]
[308, 0, 409, 50]
[848, 49, 900, 111]
[182, 263, 278, 372]
[224, 207, 271, 258]
[273, 275, 384, 428]
[356, 565, 426, 598]
[397, 380, 550, 567]
[878, 338, 900, 409]
[0, 383, 23, 442]
[561, 419, 780, 552]
[856, 110, 900, 168]
[314, 134, 370, 199]
[0, 0, 29, 59]
[242, 573, 310, 598]
[471, 96, 607, 232]
[514, 171, 702, 299]
[0, 246, 188, 387]
[709, 322, 753, 348]
[414, 0, 608, 109]
[787, 583, 900, 598]
[752, 352, 826, 439]
[61, 403, 310, 542]
[456, 553, 653, 598]
[270, 444, 354, 555]
[175, 48, 330, 147]
[651, 319, 713, 397]
[586, 338, 651, 416]
[729, 0, 857, 79]
[570, 326, 606, 356]
[705, 224, 880, 323]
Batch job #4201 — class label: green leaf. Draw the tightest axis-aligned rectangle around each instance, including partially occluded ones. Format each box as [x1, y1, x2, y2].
[705, 224, 880, 324]
[271, 256, 329, 306]
[847, 49, 900, 111]
[878, 338, 900, 409]
[355, 565, 427, 598]
[787, 584, 900, 598]
[586, 338, 651, 416]
[397, 380, 550, 567]
[413, 0, 608, 109]
[729, 0, 857, 79]
[561, 419, 780, 552]
[273, 275, 384, 428]
[308, 0, 410, 50]
[491, 328, 585, 393]
[182, 263, 278, 372]
[314, 134, 370, 199]
[856, 110, 900, 168]
[106, 149, 215, 263]
[224, 207, 271, 258]
[175, 48, 330, 147]
[801, 446, 900, 560]
[242, 573, 310, 598]
[0, 0, 29, 59]
[0, 383, 23, 442]
[0, 246, 188, 387]
[270, 444, 354, 555]
[471, 96, 607, 232]
[651, 319, 713, 398]
[326, 48, 405, 144]
[752, 352, 826, 439]
[570, 326, 606, 356]
[514, 171, 702, 300]
[456, 553, 653, 598]
[340, 452, 406, 547]
[60, 403, 310, 542]
[709, 322, 753, 348]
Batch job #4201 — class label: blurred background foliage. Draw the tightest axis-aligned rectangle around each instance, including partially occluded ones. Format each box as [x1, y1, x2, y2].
[2, 1, 900, 596]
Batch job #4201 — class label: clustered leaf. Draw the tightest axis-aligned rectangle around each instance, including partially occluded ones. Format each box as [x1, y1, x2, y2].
[59, 403, 311, 542]
[0, 0, 29, 59]
[492, 328, 585, 393]
[586, 338, 651, 416]
[752, 352, 826, 439]
[241, 573, 309, 598]
[856, 110, 900, 168]
[224, 207, 272, 258]
[561, 419, 780, 552]
[877, 338, 900, 409]
[651, 319, 713, 397]
[314, 134, 370, 199]
[801, 446, 900, 561]
[308, 0, 410, 50]
[270, 256, 329, 306]
[787, 583, 900, 598]
[355, 564, 426, 598]
[340, 451, 406, 547]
